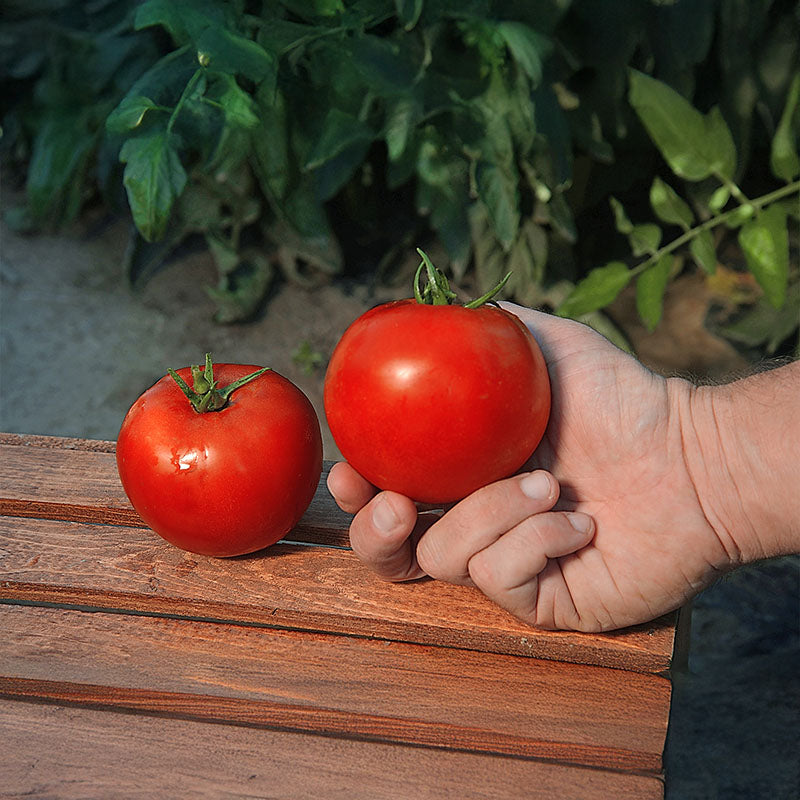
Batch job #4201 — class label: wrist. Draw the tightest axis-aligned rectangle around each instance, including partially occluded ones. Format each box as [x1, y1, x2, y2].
[671, 363, 800, 566]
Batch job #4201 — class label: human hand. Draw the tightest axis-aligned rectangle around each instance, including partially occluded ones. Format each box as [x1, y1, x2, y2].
[327, 303, 749, 632]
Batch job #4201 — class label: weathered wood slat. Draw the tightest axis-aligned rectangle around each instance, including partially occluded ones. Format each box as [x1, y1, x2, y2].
[0, 605, 670, 770]
[0, 515, 679, 672]
[0, 700, 665, 800]
[0, 435, 352, 547]
[0, 433, 683, 673]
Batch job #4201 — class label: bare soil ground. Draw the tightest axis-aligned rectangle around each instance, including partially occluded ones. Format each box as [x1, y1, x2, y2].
[1, 202, 798, 799]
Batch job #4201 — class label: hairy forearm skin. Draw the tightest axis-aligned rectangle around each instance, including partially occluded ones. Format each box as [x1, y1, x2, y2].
[670, 361, 800, 568]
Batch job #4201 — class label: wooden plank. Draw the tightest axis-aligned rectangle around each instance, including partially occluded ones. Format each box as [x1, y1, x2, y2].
[0, 435, 352, 547]
[0, 605, 670, 770]
[0, 515, 680, 672]
[0, 700, 665, 799]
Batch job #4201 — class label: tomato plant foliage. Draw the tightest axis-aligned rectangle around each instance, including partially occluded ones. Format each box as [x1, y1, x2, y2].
[2, 0, 798, 352]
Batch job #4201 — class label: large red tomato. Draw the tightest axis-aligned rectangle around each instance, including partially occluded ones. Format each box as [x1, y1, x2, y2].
[324, 251, 550, 504]
[117, 358, 322, 557]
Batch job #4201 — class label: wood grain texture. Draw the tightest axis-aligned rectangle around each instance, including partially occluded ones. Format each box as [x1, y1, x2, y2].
[0, 436, 352, 547]
[0, 700, 665, 800]
[0, 515, 680, 672]
[0, 605, 670, 770]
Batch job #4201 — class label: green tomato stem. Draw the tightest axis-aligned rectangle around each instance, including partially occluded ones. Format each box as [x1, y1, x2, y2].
[169, 354, 270, 413]
[413, 247, 510, 308]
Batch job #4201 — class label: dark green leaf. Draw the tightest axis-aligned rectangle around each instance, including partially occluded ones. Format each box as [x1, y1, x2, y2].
[349, 33, 418, 93]
[650, 176, 693, 229]
[135, 0, 191, 42]
[636, 254, 672, 331]
[26, 113, 96, 224]
[429, 187, 471, 273]
[557, 261, 631, 318]
[251, 86, 290, 202]
[120, 130, 187, 242]
[719, 282, 800, 353]
[207, 252, 274, 324]
[496, 21, 552, 87]
[384, 95, 420, 162]
[304, 108, 374, 170]
[628, 69, 737, 181]
[771, 72, 800, 181]
[689, 229, 717, 274]
[476, 160, 519, 251]
[116, 46, 198, 110]
[196, 26, 276, 86]
[738, 205, 789, 308]
[106, 95, 161, 134]
[214, 74, 259, 129]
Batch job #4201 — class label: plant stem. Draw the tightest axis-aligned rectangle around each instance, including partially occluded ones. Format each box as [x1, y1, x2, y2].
[630, 179, 800, 279]
[167, 68, 205, 136]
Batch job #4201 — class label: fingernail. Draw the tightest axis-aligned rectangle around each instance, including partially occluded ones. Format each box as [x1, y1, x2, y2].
[372, 495, 399, 534]
[520, 471, 552, 501]
[566, 512, 594, 535]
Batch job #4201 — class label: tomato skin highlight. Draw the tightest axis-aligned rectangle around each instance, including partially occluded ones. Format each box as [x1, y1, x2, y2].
[324, 301, 551, 504]
[116, 364, 322, 557]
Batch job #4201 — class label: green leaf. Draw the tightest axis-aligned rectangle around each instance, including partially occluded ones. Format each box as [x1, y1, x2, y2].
[689, 229, 717, 275]
[26, 113, 95, 224]
[384, 95, 420, 162]
[106, 95, 162, 134]
[476, 160, 520, 251]
[609, 196, 633, 234]
[719, 282, 800, 354]
[496, 21, 552, 87]
[195, 26, 276, 86]
[557, 262, 631, 318]
[703, 107, 737, 181]
[650, 176, 694, 229]
[726, 203, 755, 228]
[629, 223, 662, 257]
[636, 254, 673, 331]
[738, 205, 789, 308]
[349, 33, 418, 92]
[251, 85, 290, 202]
[207, 252, 274, 324]
[135, 0, 191, 42]
[120, 130, 187, 242]
[304, 108, 373, 170]
[628, 69, 737, 182]
[214, 74, 259, 129]
[771, 72, 800, 181]
[709, 185, 731, 213]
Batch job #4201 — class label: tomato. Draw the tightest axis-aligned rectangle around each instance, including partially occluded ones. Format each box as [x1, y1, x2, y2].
[116, 357, 322, 557]
[324, 251, 550, 504]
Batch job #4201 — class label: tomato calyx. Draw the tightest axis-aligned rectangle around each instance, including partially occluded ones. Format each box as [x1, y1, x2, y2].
[413, 248, 511, 308]
[168, 354, 270, 413]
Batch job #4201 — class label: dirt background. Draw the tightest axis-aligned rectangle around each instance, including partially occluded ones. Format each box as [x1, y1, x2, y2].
[1, 199, 798, 798]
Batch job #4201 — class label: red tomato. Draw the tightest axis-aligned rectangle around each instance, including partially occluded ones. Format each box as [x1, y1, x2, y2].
[324, 298, 551, 504]
[117, 361, 322, 557]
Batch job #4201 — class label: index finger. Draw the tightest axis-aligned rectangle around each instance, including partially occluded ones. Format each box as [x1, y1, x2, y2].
[327, 461, 378, 514]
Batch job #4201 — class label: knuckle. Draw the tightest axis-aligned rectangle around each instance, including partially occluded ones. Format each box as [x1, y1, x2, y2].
[467, 549, 499, 592]
[415, 536, 449, 580]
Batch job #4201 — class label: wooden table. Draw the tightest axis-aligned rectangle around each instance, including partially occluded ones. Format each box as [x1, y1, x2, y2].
[0, 433, 688, 799]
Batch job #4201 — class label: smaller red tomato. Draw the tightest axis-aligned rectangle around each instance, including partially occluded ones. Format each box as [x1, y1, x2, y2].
[116, 356, 322, 557]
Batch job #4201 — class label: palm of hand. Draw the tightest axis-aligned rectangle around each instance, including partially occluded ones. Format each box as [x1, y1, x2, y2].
[516, 309, 725, 630]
